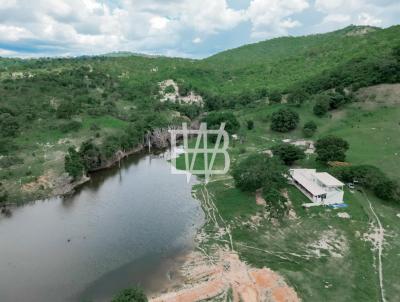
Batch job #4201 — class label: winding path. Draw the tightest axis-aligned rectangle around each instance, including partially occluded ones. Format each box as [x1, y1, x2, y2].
[362, 190, 386, 302]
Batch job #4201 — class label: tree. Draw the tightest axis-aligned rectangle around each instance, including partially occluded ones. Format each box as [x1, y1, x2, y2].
[203, 112, 240, 134]
[246, 120, 254, 130]
[374, 180, 400, 201]
[332, 165, 399, 202]
[64, 147, 85, 180]
[0, 186, 8, 204]
[271, 143, 305, 165]
[232, 153, 287, 192]
[315, 135, 349, 163]
[328, 91, 346, 109]
[111, 288, 148, 302]
[303, 121, 317, 137]
[268, 91, 282, 103]
[287, 89, 309, 107]
[270, 108, 299, 132]
[313, 95, 330, 117]
[56, 100, 78, 119]
[79, 140, 103, 171]
[0, 113, 20, 137]
[164, 85, 175, 94]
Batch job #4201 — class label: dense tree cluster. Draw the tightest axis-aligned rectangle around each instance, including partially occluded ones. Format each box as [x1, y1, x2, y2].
[270, 108, 299, 132]
[232, 153, 287, 192]
[202, 112, 240, 134]
[332, 165, 400, 202]
[315, 135, 349, 163]
[271, 143, 305, 165]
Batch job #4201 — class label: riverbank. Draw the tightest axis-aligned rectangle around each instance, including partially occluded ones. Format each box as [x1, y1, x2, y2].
[0, 150, 203, 302]
[149, 182, 301, 302]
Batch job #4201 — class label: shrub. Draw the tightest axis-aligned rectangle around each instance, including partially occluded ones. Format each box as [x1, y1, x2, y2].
[164, 85, 176, 94]
[313, 95, 330, 117]
[246, 120, 254, 130]
[287, 89, 309, 107]
[111, 288, 148, 302]
[202, 112, 240, 134]
[59, 120, 82, 133]
[0, 188, 8, 203]
[315, 135, 349, 163]
[271, 143, 305, 165]
[374, 180, 399, 201]
[0, 113, 20, 137]
[263, 185, 288, 218]
[57, 100, 79, 119]
[268, 91, 282, 103]
[0, 156, 24, 168]
[270, 108, 299, 132]
[303, 121, 317, 137]
[64, 147, 85, 180]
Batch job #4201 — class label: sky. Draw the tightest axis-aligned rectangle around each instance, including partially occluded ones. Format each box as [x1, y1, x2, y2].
[0, 0, 399, 58]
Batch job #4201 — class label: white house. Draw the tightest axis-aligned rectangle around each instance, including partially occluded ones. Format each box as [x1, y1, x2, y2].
[289, 169, 344, 205]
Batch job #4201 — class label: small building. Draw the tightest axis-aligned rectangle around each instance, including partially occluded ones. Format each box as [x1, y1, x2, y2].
[289, 169, 344, 205]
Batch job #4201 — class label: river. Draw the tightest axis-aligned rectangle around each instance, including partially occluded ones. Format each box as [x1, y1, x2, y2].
[0, 150, 204, 302]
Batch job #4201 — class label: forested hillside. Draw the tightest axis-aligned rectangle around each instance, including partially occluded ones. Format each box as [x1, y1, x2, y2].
[0, 25, 399, 203]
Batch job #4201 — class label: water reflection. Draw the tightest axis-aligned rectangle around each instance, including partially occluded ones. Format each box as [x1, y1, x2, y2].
[0, 150, 204, 302]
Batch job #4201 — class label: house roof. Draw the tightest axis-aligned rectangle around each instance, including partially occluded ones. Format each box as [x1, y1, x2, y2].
[290, 169, 327, 196]
[315, 172, 344, 187]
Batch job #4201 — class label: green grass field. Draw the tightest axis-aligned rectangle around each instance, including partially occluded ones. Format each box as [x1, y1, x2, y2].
[172, 92, 400, 301]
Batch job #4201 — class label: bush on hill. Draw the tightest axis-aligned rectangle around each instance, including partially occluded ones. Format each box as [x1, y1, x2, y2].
[202, 112, 240, 134]
[270, 108, 299, 132]
[287, 89, 309, 107]
[303, 121, 317, 137]
[315, 135, 349, 163]
[268, 91, 282, 103]
[246, 120, 254, 130]
[0, 113, 20, 137]
[313, 94, 331, 117]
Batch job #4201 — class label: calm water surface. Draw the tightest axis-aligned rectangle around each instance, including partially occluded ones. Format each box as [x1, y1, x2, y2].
[0, 151, 204, 302]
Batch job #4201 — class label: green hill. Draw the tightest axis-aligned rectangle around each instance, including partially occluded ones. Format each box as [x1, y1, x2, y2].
[182, 25, 400, 94]
[0, 25, 399, 203]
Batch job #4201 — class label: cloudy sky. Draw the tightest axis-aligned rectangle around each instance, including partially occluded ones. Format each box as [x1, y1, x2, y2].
[0, 0, 399, 58]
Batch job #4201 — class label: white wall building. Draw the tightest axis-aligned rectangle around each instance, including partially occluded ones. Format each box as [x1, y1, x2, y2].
[289, 169, 344, 205]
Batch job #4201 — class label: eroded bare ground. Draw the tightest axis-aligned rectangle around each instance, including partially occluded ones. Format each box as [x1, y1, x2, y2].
[151, 185, 300, 302]
[150, 249, 299, 302]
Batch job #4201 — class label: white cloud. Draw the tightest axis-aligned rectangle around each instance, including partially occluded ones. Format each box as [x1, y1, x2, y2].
[150, 16, 169, 30]
[0, 48, 18, 57]
[322, 14, 351, 24]
[357, 12, 382, 26]
[0, 24, 33, 41]
[314, 0, 396, 32]
[247, 0, 309, 38]
[315, 0, 346, 12]
[0, 0, 398, 57]
[192, 37, 202, 44]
